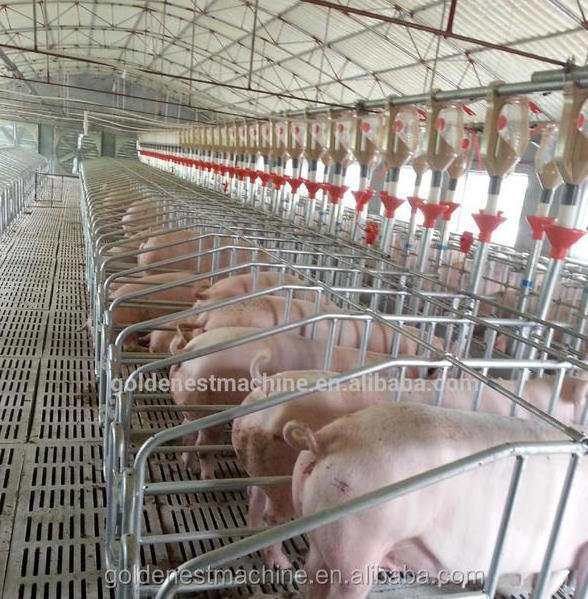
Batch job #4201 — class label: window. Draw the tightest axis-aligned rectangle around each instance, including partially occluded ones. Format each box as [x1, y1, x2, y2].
[451, 171, 529, 246]
[388, 168, 528, 247]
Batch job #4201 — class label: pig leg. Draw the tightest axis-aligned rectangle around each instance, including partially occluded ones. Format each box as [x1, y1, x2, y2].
[181, 418, 200, 473]
[302, 546, 331, 599]
[261, 487, 295, 569]
[323, 550, 380, 599]
[246, 486, 267, 529]
[245, 486, 289, 569]
[247, 486, 292, 569]
[262, 512, 292, 570]
[306, 528, 381, 598]
[197, 424, 225, 479]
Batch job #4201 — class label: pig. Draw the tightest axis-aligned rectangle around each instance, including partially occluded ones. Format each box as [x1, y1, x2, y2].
[137, 229, 257, 273]
[169, 326, 424, 479]
[233, 369, 389, 568]
[233, 367, 588, 569]
[149, 291, 447, 357]
[100, 185, 143, 210]
[194, 271, 330, 306]
[145, 295, 332, 354]
[122, 199, 163, 235]
[288, 403, 588, 599]
[422, 373, 588, 425]
[106, 228, 171, 260]
[143, 272, 331, 353]
[91, 271, 210, 350]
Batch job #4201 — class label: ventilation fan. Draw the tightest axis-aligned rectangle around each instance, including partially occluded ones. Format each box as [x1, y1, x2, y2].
[55, 130, 100, 173]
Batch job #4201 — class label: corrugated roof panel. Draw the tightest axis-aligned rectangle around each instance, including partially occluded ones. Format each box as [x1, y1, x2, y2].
[379, 64, 435, 96]
[517, 29, 587, 64]
[417, 0, 573, 42]
[286, 4, 366, 40]
[431, 57, 494, 91]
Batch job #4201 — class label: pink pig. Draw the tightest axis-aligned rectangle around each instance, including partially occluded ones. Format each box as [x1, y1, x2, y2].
[233, 368, 587, 569]
[169, 326, 423, 479]
[288, 403, 588, 598]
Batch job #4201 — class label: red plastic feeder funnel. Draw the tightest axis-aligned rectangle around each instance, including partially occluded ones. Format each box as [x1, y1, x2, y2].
[440, 201, 460, 222]
[407, 196, 424, 215]
[327, 184, 348, 205]
[460, 231, 475, 254]
[270, 174, 287, 191]
[256, 171, 272, 188]
[364, 221, 379, 245]
[304, 180, 323, 200]
[289, 177, 304, 194]
[418, 203, 448, 229]
[544, 225, 586, 260]
[351, 189, 375, 212]
[526, 215, 556, 241]
[380, 192, 404, 219]
[472, 210, 507, 243]
[319, 182, 331, 195]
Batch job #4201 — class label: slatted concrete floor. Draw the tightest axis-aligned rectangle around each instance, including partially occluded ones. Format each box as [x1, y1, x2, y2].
[0, 180, 117, 599]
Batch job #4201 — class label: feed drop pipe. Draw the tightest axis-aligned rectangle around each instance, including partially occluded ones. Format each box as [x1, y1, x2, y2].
[404, 122, 430, 268]
[414, 100, 465, 282]
[517, 124, 562, 314]
[256, 120, 276, 209]
[285, 119, 307, 223]
[326, 111, 354, 236]
[268, 120, 289, 216]
[350, 109, 383, 243]
[468, 89, 530, 298]
[435, 130, 473, 272]
[304, 115, 331, 228]
[529, 83, 587, 354]
[378, 105, 419, 254]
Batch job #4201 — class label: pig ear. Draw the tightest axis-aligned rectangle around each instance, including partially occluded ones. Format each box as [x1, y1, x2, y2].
[283, 421, 321, 455]
[170, 325, 190, 355]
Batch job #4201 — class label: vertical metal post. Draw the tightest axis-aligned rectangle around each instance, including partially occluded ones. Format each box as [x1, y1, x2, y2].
[532, 454, 580, 599]
[484, 456, 525, 598]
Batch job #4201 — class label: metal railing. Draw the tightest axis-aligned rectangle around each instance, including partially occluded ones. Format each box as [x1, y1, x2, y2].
[81, 158, 588, 599]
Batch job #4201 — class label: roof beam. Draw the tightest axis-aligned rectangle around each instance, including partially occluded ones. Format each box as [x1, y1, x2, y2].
[0, 42, 351, 109]
[299, 0, 567, 67]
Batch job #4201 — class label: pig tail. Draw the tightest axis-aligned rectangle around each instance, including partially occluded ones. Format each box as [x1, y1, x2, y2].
[249, 349, 271, 393]
[283, 421, 321, 456]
